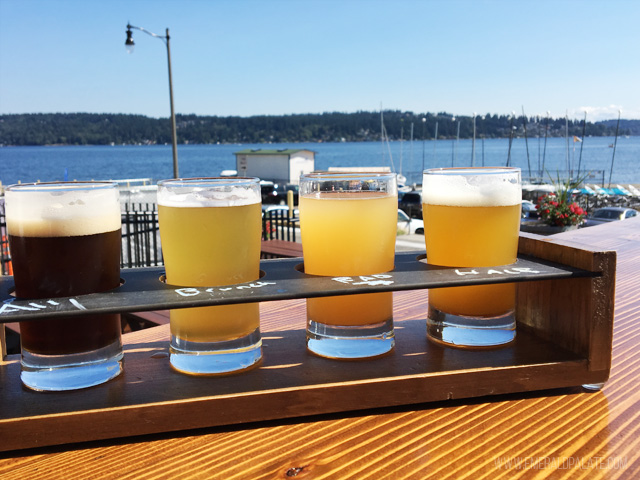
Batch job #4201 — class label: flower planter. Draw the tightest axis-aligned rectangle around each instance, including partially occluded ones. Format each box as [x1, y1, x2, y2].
[520, 222, 578, 236]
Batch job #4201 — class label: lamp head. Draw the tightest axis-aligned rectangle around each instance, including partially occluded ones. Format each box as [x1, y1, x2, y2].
[125, 25, 135, 53]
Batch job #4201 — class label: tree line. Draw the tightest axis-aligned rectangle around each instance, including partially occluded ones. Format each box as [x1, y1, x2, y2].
[0, 111, 636, 146]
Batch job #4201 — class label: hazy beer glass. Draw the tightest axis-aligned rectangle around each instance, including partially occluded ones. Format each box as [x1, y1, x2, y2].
[422, 167, 521, 347]
[157, 178, 262, 375]
[299, 172, 397, 359]
[5, 182, 123, 391]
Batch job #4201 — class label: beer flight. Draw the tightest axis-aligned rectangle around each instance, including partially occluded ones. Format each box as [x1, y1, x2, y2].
[4, 167, 522, 391]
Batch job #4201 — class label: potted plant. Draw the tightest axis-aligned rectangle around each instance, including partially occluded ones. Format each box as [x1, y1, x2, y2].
[537, 192, 586, 228]
[523, 174, 587, 235]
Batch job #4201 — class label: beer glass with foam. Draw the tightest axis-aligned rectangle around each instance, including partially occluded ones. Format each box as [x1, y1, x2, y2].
[422, 167, 522, 347]
[5, 182, 123, 391]
[299, 172, 397, 359]
[157, 177, 262, 375]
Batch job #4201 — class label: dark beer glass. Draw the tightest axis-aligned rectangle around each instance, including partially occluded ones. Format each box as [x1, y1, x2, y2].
[5, 182, 123, 391]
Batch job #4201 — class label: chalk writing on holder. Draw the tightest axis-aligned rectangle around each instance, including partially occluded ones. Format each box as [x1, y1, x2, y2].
[0, 298, 78, 316]
[331, 274, 394, 286]
[175, 281, 277, 298]
[454, 267, 542, 276]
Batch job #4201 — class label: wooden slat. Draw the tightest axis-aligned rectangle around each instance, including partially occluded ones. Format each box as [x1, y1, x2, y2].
[517, 233, 616, 373]
[260, 239, 303, 258]
[0, 311, 592, 452]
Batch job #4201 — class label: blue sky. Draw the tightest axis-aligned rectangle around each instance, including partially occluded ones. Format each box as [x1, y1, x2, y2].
[1, 0, 639, 121]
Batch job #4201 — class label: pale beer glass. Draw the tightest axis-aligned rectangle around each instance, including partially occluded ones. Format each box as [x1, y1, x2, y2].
[299, 172, 397, 359]
[422, 167, 521, 347]
[157, 178, 262, 374]
[5, 182, 123, 391]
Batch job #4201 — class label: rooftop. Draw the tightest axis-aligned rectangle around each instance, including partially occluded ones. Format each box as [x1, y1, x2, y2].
[234, 148, 314, 155]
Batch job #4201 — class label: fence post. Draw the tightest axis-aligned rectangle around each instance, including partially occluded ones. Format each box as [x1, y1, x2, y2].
[152, 204, 160, 266]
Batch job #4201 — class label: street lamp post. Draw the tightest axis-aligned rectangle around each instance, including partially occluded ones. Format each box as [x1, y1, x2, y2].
[125, 23, 179, 178]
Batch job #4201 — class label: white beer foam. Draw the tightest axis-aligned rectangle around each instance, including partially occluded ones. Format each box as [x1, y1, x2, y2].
[158, 185, 261, 208]
[422, 172, 521, 207]
[6, 187, 121, 237]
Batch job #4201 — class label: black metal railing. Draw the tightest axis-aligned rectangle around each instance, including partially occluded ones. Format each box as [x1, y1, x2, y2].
[121, 203, 163, 268]
[0, 205, 11, 277]
[261, 208, 298, 242]
[1, 204, 301, 275]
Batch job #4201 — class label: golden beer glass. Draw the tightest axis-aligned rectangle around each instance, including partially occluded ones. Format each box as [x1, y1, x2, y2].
[157, 177, 262, 374]
[422, 167, 521, 347]
[299, 172, 397, 359]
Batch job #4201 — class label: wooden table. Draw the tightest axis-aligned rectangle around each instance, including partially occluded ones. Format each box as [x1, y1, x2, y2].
[261, 238, 303, 259]
[1, 218, 639, 479]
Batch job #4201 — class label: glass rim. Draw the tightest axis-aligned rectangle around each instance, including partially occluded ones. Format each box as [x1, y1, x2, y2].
[5, 181, 118, 192]
[423, 167, 521, 176]
[300, 171, 397, 180]
[157, 177, 260, 188]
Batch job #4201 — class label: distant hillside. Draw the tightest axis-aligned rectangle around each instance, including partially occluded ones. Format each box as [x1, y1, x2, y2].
[597, 119, 640, 136]
[0, 112, 636, 146]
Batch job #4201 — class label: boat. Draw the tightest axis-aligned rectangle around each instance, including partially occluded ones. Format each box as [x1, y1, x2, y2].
[627, 185, 640, 197]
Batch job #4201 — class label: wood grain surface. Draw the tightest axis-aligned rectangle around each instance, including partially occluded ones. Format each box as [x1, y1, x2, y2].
[1, 218, 639, 479]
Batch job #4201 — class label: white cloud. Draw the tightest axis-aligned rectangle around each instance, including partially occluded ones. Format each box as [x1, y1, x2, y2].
[569, 105, 640, 122]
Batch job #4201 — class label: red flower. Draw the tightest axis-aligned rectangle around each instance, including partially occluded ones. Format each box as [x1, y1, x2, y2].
[535, 194, 586, 227]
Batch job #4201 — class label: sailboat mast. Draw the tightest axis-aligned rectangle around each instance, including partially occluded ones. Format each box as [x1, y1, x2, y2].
[450, 117, 456, 167]
[565, 111, 570, 173]
[522, 106, 531, 179]
[541, 111, 550, 176]
[433, 121, 438, 164]
[409, 121, 414, 177]
[608, 110, 621, 188]
[577, 111, 587, 178]
[381, 108, 384, 164]
[507, 113, 515, 167]
[472, 113, 476, 167]
[455, 120, 460, 166]
[421, 117, 426, 171]
[399, 119, 404, 178]
[380, 107, 396, 173]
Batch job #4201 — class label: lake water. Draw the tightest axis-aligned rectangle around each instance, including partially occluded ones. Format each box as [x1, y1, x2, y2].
[1, 136, 638, 188]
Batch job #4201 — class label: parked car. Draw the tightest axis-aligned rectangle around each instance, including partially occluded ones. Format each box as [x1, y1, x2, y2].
[521, 200, 538, 219]
[260, 181, 281, 204]
[397, 209, 424, 235]
[398, 191, 423, 219]
[260, 181, 299, 205]
[262, 204, 299, 217]
[581, 207, 638, 228]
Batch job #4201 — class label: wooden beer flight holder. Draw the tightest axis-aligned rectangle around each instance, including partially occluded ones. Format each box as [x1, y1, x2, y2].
[0, 232, 615, 452]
